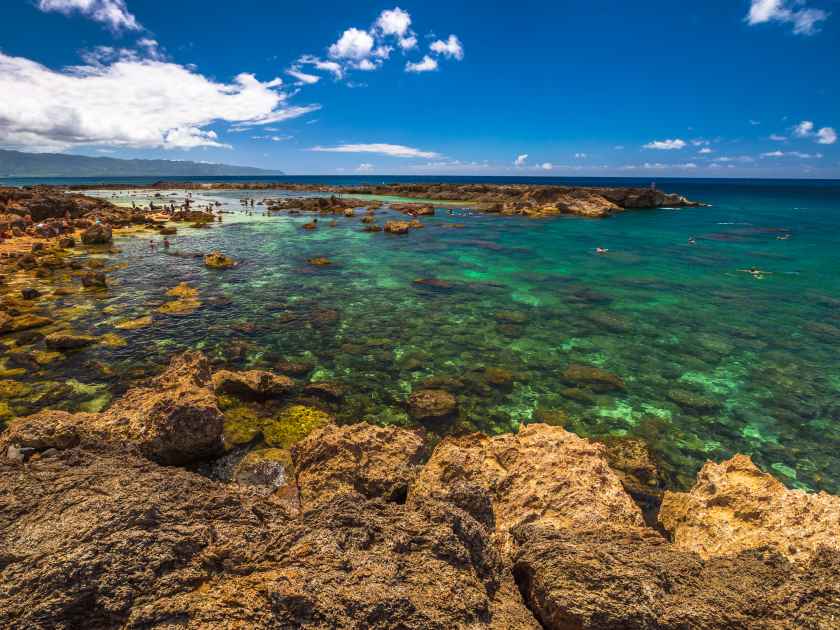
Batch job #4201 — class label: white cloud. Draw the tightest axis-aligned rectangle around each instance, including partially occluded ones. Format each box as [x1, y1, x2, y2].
[0, 51, 317, 151]
[376, 7, 411, 37]
[761, 150, 823, 158]
[297, 55, 344, 79]
[613, 145, 625, 150]
[286, 68, 320, 85]
[792, 120, 837, 144]
[37, 0, 140, 31]
[329, 27, 375, 61]
[817, 127, 837, 144]
[643, 138, 687, 150]
[308, 143, 441, 158]
[539, 162, 553, 170]
[430, 35, 464, 60]
[399, 36, 418, 50]
[746, 0, 829, 35]
[691, 139, 710, 146]
[698, 147, 713, 154]
[405, 55, 438, 73]
[356, 162, 374, 172]
[574, 153, 587, 159]
[769, 133, 787, 141]
[514, 154, 528, 166]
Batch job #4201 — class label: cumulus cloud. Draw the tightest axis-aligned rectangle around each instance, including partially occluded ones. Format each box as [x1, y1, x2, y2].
[746, 0, 829, 35]
[405, 55, 438, 73]
[514, 154, 528, 166]
[643, 138, 687, 150]
[698, 147, 713, 154]
[539, 162, 553, 170]
[37, 0, 140, 31]
[430, 35, 464, 60]
[792, 119, 837, 144]
[817, 127, 837, 144]
[0, 51, 318, 151]
[329, 27, 375, 61]
[308, 143, 441, 158]
[297, 8, 460, 80]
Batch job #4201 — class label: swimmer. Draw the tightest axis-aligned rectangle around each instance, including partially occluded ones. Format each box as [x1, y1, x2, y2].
[777, 234, 791, 240]
[596, 247, 608, 254]
[688, 236, 696, 245]
[738, 267, 771, 279]
[163, 237, 170, 249]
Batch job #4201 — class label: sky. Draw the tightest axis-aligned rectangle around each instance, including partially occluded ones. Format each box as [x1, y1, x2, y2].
[0, 0, 838, 178]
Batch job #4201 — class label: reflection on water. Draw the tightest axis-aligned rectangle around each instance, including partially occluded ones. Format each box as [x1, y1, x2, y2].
[4, 182, 840, 493]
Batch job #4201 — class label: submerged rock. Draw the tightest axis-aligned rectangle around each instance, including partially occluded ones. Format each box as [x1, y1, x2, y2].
[384, 220, 412, 234]
[562, 364, 625, 391]
[659, 454, 840, 563]
[263, 404, 334, 449]
[44, 332, 97, 351]
[407, 388, 458, 420]
[212, 369, 295, 399]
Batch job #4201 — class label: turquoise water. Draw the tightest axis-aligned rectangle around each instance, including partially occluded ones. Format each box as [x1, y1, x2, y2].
[5, 178, 840, 492]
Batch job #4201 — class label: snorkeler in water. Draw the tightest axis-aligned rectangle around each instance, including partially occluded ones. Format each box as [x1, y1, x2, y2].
[739, 266, 772, 279]
[596, 247, 608, 254]
[777, 233, 791, 240]
[688, 236, 696, 245]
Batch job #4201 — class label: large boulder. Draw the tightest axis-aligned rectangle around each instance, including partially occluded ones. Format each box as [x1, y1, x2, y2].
[410, 424, 644, 557]
[407, 388, 457, 420]
[212, 369, 295, 399]
[0, 351, 224, 465]
[659, 454, 840, 563]
[0, 449, 539, 629]
[511, 524, 840, 629]
[292, 422, 428, 511]
[80, 223, 112, 244]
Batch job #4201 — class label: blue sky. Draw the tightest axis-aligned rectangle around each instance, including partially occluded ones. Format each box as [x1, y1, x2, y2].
[0, 0, 838, 177]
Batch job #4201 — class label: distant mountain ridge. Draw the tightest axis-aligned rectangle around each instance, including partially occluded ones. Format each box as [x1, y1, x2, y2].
[0, 149, 283, 177]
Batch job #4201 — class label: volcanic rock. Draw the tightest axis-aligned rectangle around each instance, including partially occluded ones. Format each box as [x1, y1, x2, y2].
[659, 454, 840, 563]
[292, 422, 428, 511]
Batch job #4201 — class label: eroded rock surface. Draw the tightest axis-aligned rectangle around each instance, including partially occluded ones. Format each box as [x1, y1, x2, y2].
[0, 448, 538, 629]
[512, 524, 840, 629]
[411, 423, 644, 556]
[659, 454, 840, 563]
[293, 422, 428, 511]
[0, 351, 223, 465]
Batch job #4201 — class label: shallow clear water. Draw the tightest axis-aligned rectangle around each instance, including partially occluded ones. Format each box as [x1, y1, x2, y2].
[6, 178, 840, 492]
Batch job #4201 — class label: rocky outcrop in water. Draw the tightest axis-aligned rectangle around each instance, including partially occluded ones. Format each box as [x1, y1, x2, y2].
[1, 351, 223, 465]
[659, 454, 840, 563]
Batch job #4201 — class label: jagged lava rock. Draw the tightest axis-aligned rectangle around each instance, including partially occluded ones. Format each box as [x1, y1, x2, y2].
[292, 422, 428, 511]
[410, 423, 643, 556]
[659, 454, 840, 563]
[511, 524, 840, 630]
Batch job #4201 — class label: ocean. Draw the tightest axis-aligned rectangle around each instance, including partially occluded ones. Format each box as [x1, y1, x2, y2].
[3, 176, 839, 492]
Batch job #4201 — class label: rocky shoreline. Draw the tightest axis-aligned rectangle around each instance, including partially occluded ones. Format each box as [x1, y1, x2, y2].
[2, 351, 839, 628]
[62, 181, 707, 218]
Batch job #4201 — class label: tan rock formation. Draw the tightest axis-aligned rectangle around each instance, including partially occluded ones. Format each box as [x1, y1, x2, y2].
[292, 422, 428, 511]
[1, 351, 223, 465]
[659, 454, 840, 563]
[212, 369, 295, 399]
[410, 423, 644, 556]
